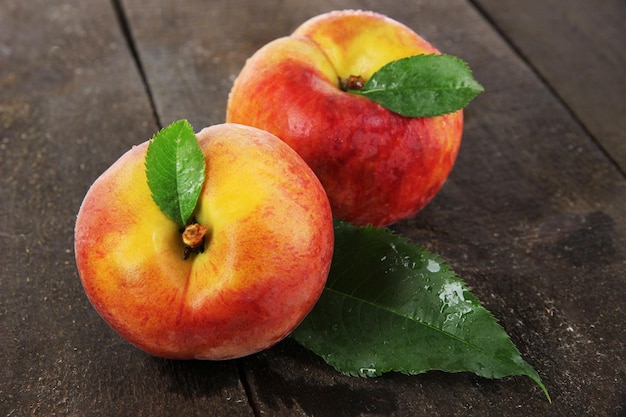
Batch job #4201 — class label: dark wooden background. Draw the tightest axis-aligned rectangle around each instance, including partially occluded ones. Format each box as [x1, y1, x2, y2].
[1, 0, 624, 416]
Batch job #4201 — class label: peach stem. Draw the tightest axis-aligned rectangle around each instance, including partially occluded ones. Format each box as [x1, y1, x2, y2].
[181, 222, 208, 260]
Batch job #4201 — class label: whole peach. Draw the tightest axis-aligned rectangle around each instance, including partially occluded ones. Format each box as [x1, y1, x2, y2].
[75, 123, 334, 359]
[227, 10, 463, 226]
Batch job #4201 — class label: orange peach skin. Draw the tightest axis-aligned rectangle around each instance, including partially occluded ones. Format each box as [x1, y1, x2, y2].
[75, 123, 334, 359]
[227, 10, 463, 226]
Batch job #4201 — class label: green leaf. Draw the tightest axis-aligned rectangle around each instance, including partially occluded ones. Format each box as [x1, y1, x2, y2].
[351, 54, 484, 117]
[291, 220, 550, 401]
[145, 119, 205, 226]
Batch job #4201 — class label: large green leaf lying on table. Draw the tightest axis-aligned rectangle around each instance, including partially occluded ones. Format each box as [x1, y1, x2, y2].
[291, 220, 549, 401]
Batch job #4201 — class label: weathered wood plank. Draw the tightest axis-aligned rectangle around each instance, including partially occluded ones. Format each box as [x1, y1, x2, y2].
[122, 0, 625, 415]
[120, 0, 296, 129]
[472, 0, 626, 172]
[3, 0, 623, 415]
[0, 1, 252, 416]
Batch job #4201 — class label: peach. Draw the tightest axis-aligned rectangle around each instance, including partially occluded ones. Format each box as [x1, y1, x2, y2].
[75, 123, 334, 359]
[227, 10, 463, 226]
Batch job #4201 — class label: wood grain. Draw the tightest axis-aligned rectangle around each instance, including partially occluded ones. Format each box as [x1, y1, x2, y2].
[1, 0, 624, 416]
[472, 0, 626, 172]
[0, 1, 251, 416]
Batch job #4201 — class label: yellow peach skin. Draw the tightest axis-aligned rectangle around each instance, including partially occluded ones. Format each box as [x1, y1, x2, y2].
[75, 123, 334, 359]
[227, 10, 463, 226]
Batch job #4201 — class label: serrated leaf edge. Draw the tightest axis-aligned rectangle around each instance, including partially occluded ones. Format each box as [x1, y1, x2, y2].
[295, 221, 550, 402]
[145, 119, 205, 226]
[319, 283, 549, 400]
[352, 54, 484, 117]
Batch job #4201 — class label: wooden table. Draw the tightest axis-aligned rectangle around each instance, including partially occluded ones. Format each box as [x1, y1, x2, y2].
[2, 1, 624, 415]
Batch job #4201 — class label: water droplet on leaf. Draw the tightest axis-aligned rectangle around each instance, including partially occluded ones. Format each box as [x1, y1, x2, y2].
[358, 367, 378, 377]
[427, 259, 441, 273]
